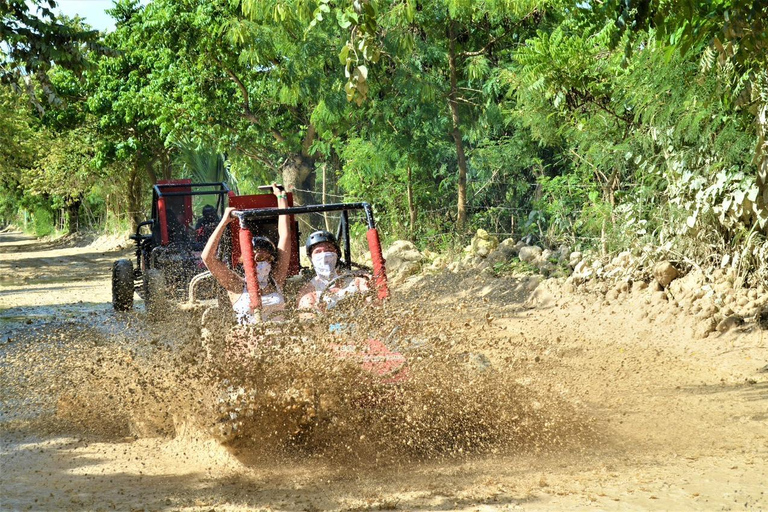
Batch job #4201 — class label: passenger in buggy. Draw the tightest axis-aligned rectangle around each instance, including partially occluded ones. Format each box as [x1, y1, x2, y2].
[195, 205, 220, 242]
[201, 184, 291, 323]
[297, 230, 371, 316]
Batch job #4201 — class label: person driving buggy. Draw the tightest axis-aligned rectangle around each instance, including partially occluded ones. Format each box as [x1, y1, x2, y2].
[297, 230, 371, 315]
[201, 184, 291, 324]
[195, 205, 220, 242]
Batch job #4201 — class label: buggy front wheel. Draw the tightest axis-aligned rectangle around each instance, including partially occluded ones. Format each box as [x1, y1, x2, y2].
[112, 259, 134, 311]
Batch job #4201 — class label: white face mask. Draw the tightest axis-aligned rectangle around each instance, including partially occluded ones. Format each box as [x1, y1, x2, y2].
[256, 261, 272, 286]
[312, 251, 337, 280]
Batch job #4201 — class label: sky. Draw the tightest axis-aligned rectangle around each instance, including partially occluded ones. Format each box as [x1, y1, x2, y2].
[52, 0, 119, 32]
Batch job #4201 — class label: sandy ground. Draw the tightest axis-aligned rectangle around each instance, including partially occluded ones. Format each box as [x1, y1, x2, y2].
[1, 231, 767, 511]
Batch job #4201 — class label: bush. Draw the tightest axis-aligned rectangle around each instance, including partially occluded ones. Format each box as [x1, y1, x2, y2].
[31, 206, 55, 237]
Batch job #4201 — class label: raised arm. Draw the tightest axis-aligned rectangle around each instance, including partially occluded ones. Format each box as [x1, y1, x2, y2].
[201, 206, 243, 293]
[272, 183, 291, 287]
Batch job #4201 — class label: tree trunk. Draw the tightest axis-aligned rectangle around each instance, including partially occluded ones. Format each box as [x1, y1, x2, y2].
[322, 163, 331, 231]
[143, 156, 158, 186]
[66, 198, 81, 234]
[447, 19, 469, 231]
[128, 163, 143, 231]
[281, 154, 315, 206]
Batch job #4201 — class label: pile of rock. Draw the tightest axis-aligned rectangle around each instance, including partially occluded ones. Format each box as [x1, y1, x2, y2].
[568, 253, 766, 336]
[456, 229, 574, 275]
[663, 267, 765, 338]
[383, 240, 425, 283]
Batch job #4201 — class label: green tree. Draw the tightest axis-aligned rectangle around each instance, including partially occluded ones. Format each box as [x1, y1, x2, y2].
[24, 125, 103, 232]
[0, 84, 38, 223]
[1, 0, 105, 112]
[312, 0, 554, 230]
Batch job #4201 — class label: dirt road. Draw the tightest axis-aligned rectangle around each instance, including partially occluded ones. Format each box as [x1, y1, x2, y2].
[1, 231, 767, 511]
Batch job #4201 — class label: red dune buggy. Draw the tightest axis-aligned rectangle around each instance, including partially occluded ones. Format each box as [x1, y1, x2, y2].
[111, 179, 233, 313]
[191, 195, 408, 442]
[227, 199, 405, 378]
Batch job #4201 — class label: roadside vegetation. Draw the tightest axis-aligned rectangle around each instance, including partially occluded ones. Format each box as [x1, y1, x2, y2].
[2, 0, 768, 279]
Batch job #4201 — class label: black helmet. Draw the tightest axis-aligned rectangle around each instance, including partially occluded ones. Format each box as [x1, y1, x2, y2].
[202, 205, 217, 219]
[252, 236, 277, 261]
[305, 230, 339, 255]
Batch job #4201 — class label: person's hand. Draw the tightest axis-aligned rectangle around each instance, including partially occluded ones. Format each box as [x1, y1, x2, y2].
[271, 183, 285, 197]
[223, 207, 237, 224]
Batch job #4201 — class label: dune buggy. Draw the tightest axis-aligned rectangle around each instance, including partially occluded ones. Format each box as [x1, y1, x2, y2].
[111, 179, 234, 313]
[197, 196, 395, 348]
[191, 196, 409, 443]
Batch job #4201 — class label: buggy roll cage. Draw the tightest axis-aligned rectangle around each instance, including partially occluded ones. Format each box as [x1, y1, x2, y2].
[231, 202, 388, 315]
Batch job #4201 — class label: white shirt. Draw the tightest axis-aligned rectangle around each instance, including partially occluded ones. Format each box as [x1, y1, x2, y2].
[232, 281, 285, 324]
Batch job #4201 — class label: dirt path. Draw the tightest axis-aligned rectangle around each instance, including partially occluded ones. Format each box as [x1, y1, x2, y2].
[1, 231, 767, 511]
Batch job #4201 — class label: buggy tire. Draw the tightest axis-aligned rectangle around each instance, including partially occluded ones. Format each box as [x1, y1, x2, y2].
[112, 259, 134, 311]
[143, 269, 168, 320]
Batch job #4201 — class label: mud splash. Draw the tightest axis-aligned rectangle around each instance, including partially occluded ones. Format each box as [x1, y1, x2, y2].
[1, 294, 597, 469]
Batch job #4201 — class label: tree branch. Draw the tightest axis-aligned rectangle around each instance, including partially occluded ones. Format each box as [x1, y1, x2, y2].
[301, 124, 317, 157]
[459, 35, 501, 58]
[216, 60, 288, 144]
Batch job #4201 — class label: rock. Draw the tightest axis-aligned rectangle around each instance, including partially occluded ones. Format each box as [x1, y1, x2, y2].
[716, 314, 744, 332]
[568, 251, 582, 268]
[632, 281, 649, 293]
[466, 229, 499, 258]
[484, 249, 508, 266]
[384, 240, 424, 275]
[571, 260, 592, 284]
[696, 302, 718, 319]
[395, 261, 421, 279]
[653, 261, 679, 287]
[743, 301, 758, 317]
[540, 249, 553, 263]
[518, 245, 543, 264]
[609, 251, 633, 271]
[695, 318, 717, 339]
[669, 269, 703, 297]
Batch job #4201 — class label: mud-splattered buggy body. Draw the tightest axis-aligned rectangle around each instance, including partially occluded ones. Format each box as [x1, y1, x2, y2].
[202, 199, 407, 445]
[230, 201, 390, 313]
[111, 180, 233, 312]
[198, 198, 393, 347]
